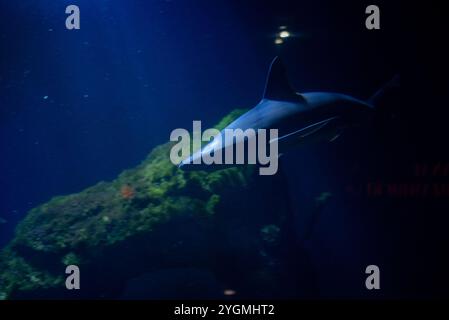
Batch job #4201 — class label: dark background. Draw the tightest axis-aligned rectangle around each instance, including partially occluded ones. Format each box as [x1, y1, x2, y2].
[0, 0, 448, 298]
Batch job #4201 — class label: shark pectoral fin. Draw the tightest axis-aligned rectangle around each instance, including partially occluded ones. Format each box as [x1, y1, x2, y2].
[270, 116, 339, 145]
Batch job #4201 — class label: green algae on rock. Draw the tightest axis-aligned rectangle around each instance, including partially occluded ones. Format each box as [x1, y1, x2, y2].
[0, 109, 258, 298]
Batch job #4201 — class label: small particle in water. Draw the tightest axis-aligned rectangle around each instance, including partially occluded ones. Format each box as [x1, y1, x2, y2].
[43, 95, 49, 100]
[315, 192, 333, 203]
[0, 217, 7, 224]
[83, 94, 89, 98]
[223, 289, 236, 296]
[48, 28, 53, 32]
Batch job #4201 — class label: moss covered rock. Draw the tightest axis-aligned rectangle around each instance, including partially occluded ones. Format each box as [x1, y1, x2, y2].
[0, 109, 295, 299]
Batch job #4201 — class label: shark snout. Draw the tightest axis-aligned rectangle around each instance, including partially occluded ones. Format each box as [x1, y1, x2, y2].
[177, 149, 226, 172]
[177, 155, 194, 170]
[177, 150, 204, 171]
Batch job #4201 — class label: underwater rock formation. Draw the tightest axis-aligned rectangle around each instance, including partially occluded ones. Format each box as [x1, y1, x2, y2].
[0, 109, 300, 299]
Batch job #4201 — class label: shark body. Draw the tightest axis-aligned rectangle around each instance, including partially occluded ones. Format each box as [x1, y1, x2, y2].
[179, 57, 393, 171]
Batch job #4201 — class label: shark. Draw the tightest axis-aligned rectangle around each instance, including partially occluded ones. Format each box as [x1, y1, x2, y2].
[178, 57, 397, 172]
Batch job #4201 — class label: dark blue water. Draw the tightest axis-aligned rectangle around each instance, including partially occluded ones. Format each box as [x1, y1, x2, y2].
[3, 1, 445, 299]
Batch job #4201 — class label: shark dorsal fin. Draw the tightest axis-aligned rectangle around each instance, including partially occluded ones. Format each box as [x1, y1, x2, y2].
[262, 57, 304, 103]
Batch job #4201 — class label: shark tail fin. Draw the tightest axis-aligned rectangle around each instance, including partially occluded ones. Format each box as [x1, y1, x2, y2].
[368, 74, 400, 108]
